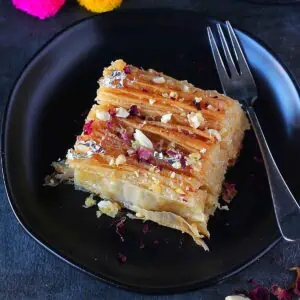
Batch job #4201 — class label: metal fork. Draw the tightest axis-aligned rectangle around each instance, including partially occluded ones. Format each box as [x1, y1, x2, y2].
[207, 21, 300, 241]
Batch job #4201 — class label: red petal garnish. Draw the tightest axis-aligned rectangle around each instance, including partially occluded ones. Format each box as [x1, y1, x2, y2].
[83, 120, 93, 135]
[166, 150, 180, 158]
[291, 267, 300, 295]
[270, 285, 293, 300]
[142, 224, 150, 234]
[153, 240, 159, 245]
[129, 105, 139, 116]
[248, 286, 270, 300]
[114, 216, 126, 242]
[118, 253, 127, 264]
[108, 107, 116, 117]
[142, 88, 148, 92]
[136, 148, 153, 162]
[120, 129, 129, 142]
[222, 182, 237, 204]
[106, 120, 114, 129]
[124, 65, 131, 74]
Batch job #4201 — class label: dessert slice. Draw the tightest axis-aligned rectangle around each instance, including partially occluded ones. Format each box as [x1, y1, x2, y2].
[52, 59, 249, 250]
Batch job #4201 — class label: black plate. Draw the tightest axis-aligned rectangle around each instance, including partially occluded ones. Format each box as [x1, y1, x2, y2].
[2, 10, 300, 294]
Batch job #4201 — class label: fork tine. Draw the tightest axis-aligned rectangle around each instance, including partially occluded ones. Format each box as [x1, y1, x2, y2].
[207, 27, 231, 88]
[216, 24, 239, 78]
[225, 21, 255, 83]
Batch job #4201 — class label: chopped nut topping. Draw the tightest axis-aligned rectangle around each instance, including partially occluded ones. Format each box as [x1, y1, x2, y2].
[208, 129, 222, 141]
[134, 129, 153, 149]
[182, 85, 189, 92]
[84, 195, 96, 208]
[162, 92, 169, 98]
[96, 110, 111, 121]
[149, 98, 156, 105]
[170, 91, 178, 99]
[134, 171, 139, 177]
[109, 158, 115, 166]
[116, 107, 130, 118]
[185, 152, 201, 166]
[115, 154, 126, 166]
[172, 161, 182, 169]
[178, 98, 185, 102]
[161, 113, 172, 124]
[152, 76, 166, 84]
[207, 104, 216, 111]
[200, 148, 207, 154]
[187, 112, 204, 129]
[170, 171, 176, 179]
[194, 97, 202, 103]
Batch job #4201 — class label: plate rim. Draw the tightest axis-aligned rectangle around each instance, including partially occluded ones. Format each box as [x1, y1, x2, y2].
[3, 9, 295, 294]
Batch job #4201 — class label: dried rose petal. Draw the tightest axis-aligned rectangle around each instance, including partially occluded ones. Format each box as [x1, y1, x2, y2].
[153, 240, 160, 245]
[270, 285, 293, 300]
[83, 120, 93, 135]
[248, 286, 270, 300]
[106, 120, 114, 129]
[114, 216, 126, 242]
[124, 65, 131, 74]
[118, 253, 127, 264]
[142, 88, 148, 92]
[291, 267, 300, 296]
[142, 224, 150, 234]
[222, 182, 237, 204]
[108, 107, 116, 117]
[129, 105, 139, 116]
[120, 129, 129, 142]
[136, 148, 153, 162]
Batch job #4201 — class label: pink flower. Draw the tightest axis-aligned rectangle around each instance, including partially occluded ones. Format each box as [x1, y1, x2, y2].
[83, 120, 93, 135]
[12, 0, 65, 20]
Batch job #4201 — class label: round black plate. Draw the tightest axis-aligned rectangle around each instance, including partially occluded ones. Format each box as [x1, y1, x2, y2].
[2, 10, 300, 294]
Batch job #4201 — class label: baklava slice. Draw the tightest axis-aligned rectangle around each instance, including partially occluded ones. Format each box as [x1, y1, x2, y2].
[53, 59, 249, 250]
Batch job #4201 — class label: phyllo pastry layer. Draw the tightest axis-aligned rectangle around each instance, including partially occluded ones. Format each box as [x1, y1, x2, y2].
[55, 59, 249, 250]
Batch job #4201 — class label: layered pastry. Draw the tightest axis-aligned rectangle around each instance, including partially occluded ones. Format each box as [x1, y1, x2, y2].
[50, 59, 249, 250]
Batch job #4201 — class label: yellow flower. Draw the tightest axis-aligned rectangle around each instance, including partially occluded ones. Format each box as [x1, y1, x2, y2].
[78, 0, 123, 13]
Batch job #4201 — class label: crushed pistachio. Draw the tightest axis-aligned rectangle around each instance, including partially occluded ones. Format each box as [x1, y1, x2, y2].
[96, 210, 102, 218]
[162, 92, 169, 98]
[109, 158, 115, 166]
[200, 148, 207, 154]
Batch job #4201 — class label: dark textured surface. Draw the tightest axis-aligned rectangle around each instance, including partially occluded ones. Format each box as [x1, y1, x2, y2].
[1, 0, 300, 299]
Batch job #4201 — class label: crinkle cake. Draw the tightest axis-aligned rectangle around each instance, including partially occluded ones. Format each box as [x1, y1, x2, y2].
[50, 59, 249, 250]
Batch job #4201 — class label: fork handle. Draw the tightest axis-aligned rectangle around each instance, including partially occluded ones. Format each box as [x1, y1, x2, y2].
[246, 106, 300, 241]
